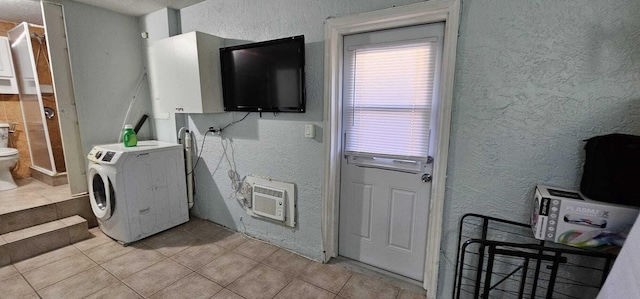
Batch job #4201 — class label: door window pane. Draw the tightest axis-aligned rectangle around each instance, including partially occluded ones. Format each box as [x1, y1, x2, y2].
[344, 40, 438, 161]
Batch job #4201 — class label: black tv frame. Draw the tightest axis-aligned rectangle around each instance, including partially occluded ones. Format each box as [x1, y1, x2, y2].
[220, 35, 306, 113]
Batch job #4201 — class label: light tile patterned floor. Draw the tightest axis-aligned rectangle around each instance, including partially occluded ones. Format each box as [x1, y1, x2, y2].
[0, 217, 426, 299]
[0, 179, 72, 215]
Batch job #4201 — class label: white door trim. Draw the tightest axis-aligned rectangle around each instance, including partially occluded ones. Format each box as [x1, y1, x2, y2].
[42, 1, 88, 194]
[321, 0, 460, 296]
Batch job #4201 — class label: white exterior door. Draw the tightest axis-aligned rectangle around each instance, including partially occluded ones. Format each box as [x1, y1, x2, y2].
[338, 23, 444, 281]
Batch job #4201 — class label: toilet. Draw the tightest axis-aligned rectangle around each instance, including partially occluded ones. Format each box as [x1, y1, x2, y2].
[0, 123, 19, 191]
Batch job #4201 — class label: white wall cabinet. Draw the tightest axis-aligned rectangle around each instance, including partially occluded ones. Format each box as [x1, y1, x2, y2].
[149, 31, 224, 116]
[0, 37, 19, 94]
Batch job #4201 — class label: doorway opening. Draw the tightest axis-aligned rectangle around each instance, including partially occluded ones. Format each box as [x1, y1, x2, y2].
[322, 0, 461, 294]
[8, 22, 67, 185]
[338, 22, 445, 281]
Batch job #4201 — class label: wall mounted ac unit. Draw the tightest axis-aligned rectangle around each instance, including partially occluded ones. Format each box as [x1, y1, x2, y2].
[252, 185, 285, 221]
[245, 175, 296, 228]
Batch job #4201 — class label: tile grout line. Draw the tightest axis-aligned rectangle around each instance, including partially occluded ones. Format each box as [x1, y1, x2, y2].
[19, 251, 97, 289]
[233, 239, 278, 263]
[220, 259, 259, 289]
[98, 239, 222, 299]
[334, 256, 423, 296]
[12, 246, 78, 274]
[218, 239, 279, 295]
[335, 272, 354, 298]
[33, 264, 102, 298]
[268, 273, 295, 299]
[105, 254, 171, 279]
[88, 268, 142, 299]
[87, 246, 153, 299]
[165, 236, 253, 296]
[295, 262, 349, 296]
[168, 242, 230, 272]
[256, 260, 295, 298]
[0, 265, 20, 282]
[289, 257, 343, 297]
[141, 267, 194, 299]
[76, 242, 141, 299]
[81, 222, 230, 298]
[226, 287, 247, 299]
[16, 268, 41, 298]
[137, 234, 247, 298]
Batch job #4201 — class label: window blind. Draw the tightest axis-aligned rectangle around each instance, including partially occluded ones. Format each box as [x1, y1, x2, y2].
[343, 40, 437, 162]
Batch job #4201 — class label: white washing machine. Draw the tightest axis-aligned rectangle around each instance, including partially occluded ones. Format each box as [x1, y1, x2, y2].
[87, 140, 189, 244]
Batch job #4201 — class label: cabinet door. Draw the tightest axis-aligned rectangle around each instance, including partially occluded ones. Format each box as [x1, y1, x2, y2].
[149, 33, 202, 114]
[0, 37, 15, 78]
[170, 34, 203, 113]
[148, 39, 177, 118]
[0, 35, 19, 94]
[149, 32, 224, 115]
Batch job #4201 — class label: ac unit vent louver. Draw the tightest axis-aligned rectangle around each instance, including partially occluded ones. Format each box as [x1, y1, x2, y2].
[252, 184, 285, 221]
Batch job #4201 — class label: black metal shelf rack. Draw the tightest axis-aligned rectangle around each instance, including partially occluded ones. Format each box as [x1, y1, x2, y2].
[453, 213, 617, 299]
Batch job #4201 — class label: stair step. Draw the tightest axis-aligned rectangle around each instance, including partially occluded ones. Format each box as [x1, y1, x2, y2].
[0, 194, 97, 234]
[0, 215, 90, 266]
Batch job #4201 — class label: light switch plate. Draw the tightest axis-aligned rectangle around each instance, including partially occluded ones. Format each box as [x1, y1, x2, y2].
[305, 124, 315, 138]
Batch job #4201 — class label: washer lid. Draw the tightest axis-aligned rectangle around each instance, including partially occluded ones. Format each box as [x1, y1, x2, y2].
[0, 148, 18, 157]
[0, 123, 8, 128]
[96, 140, 182, 153]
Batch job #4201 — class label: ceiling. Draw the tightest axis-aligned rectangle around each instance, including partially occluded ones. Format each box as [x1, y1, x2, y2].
[0, 0, 206, 25]
[0, 0, 42, 25]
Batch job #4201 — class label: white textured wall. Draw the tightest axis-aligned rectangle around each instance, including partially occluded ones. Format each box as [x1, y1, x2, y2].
[53, 0, 146, 155]
[439, 0, 640, 297]
[139, 8, 181, 46]
[178, 0, 640, 295]
[180, 0, 420, 261]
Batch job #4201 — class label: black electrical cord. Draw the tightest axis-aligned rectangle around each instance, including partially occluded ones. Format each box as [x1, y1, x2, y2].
[187, 130, 211, 176]
[219, 112, 251, 132]
[191, 112, 251, 175]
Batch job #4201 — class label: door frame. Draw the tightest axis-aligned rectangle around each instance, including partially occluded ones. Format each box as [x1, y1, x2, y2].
[41, 1, 88, 194]
[321, 0, 460, 295]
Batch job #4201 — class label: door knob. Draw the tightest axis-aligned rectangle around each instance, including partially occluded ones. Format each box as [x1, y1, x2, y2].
[421, 174, 432, 182]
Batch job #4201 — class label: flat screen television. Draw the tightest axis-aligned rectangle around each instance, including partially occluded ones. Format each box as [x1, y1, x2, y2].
[220, 35, 305, 113]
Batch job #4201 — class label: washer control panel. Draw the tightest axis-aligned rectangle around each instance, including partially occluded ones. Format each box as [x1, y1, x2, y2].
[87, 146, 123, 164]
[102, 151, 117, 162]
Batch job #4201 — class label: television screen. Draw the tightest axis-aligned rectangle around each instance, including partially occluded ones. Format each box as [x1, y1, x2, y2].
[220, 35, 305, 113]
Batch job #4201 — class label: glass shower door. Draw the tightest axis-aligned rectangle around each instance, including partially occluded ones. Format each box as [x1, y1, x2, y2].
[8, 23, 56, 174]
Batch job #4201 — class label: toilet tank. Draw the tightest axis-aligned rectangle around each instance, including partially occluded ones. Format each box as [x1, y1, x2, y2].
[0, 123, 8, 148]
